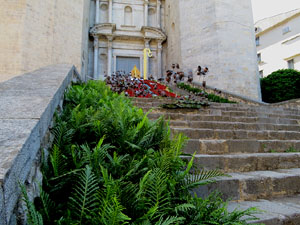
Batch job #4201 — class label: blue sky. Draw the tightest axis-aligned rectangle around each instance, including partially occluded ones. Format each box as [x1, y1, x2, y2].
[251, 0, 300, 22]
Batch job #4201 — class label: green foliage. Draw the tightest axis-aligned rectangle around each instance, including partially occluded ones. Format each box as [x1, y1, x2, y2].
[23, 81, 260, 224]
[285, 147, 300, 153]
[177, 83, 236, 103]
[162, 99, 210, 109]
[20, 184, 44, 225]
[261, 69, 300, 103]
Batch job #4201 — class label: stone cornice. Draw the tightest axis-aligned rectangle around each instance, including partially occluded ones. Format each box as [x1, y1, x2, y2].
[90, 23, 116, 37]
[90, 24, 167, 42]
[141, 26, 167, 42]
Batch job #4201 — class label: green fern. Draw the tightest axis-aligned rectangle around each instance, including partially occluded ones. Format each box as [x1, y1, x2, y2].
[183, 169, 227, 191]
[69, 165, 99, 224]
[20, 184, 44, 225]
[49, 145, 67, 177]
[155, 216, 185, 225]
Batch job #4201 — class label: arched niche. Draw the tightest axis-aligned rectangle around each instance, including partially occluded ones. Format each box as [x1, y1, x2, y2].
[124, 6, 133, 26]
[148, 7, 156, 27]
[100, 3, 108, 23]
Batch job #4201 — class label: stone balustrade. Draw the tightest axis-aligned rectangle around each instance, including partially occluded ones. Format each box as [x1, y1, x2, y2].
[0, 64, 80, 225]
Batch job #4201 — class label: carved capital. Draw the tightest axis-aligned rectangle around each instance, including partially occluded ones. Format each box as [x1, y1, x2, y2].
[157, 41, 163, 50]
[144, 38, 151, 47]
[93, 36, 99, 48]
[107, 35, 114, 42]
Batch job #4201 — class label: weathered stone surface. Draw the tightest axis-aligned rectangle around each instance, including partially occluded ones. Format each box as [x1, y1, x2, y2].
[134, 95, 300, 224]
[228, 196, 300, 224]
[0, 64, 80, 224]
[0, 0, 90, 82]
[182, 153, 300, 173]
[194, 169, 300, 201]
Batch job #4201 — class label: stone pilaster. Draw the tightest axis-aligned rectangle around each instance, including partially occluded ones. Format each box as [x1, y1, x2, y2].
[156, 0, 161, 28]
[145, 39, 150, 78]
[157, 41, 162, 78]
[144, 0, 149, 26]
[108, 0, 113, 23]
[93, 36, 99, 79]
[95, 0, 100, 24]
[107, 36, 113, 77]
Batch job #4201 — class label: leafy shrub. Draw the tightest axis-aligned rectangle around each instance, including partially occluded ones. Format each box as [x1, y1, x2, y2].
[261, 69, 300, 103]
[22, 81, 260, 224]
[177, 83, 236, 103]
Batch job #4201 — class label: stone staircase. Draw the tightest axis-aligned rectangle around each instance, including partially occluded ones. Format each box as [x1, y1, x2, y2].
[132, 97, 300, 225]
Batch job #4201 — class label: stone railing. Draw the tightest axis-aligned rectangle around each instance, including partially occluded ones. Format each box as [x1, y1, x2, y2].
[192, 81, 266, 105]
[176, 81, 300, 109]
[0, 64, 81, 225]
[271, 98, 300, 109]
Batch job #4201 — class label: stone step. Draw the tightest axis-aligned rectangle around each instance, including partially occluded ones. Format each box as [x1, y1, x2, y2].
[142, 107, 300, 119]
[134, 102, 300, 115]
[183, 139, 300, 155]
[227, 195, 300, 225]
[193, 168, 300, 201]
[170, 121, 300, 132]
[172, 128, 300, 140]
[181, 153, 300, 173]
[148, 113, 299, 125]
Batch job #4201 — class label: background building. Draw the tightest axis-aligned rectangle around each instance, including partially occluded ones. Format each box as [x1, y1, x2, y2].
[255, 9, 300, 77]
[0, 0, 261, 100]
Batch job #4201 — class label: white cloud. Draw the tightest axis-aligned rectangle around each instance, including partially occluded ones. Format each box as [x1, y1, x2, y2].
[252, 0, 300, 22]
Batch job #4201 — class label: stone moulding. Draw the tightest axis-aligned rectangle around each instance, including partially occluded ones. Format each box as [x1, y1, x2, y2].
[90, 23, 167, 42]
[0, 64, 81, 225]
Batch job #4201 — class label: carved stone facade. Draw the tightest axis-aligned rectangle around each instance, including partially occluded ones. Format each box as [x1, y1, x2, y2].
[89, 0, 166, 80]
[89, 0, 261, 100]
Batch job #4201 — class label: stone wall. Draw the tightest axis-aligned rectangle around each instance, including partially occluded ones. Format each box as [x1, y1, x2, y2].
[0, 0, 90, 83]
[164, 0, 261, 101]
[0, 64, 80, 225]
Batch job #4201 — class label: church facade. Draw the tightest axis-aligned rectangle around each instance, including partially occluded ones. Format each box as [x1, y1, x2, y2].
[88, 0, 262, 101]
[89, 0, 167, 80]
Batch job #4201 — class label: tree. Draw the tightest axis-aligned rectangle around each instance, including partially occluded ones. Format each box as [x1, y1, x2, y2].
[261, 69, 300, 103]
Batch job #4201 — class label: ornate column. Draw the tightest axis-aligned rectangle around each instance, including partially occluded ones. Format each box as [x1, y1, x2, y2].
[156, 0, 161, 28]
[107, 36, 113, 77]
[144, 0, 149, 26]
[144, 39, 150, 78]
[93, 36, 99, 79]
[95, 0, 100, 24]
[108, 0, 113, 23]
[157, 41, 162, 78]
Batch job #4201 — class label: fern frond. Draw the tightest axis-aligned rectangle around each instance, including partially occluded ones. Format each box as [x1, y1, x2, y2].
[38, 184, 55, 222]
[155, 216, 185, 225]
[69, 165, 99, 224]
[20, 184, 44, 225]
[50, 145, 67, 177]
[174, 203, 196, 214]
[183, 169, 227, 191]
[51, 121, 74, 149]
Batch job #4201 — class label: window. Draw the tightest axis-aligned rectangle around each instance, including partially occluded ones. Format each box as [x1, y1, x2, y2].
[124, 6, 133, 26]
[288, 59, 294, 69]
[259, 70, 264, 78]
[282, 26, 291, 35]
[257, 53, 261, 63]
[255, 36, 260, 46]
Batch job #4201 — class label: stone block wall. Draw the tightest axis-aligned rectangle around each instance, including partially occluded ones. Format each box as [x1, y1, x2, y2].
[0, 0, 90, 83]
[165, 0, 261, 101]
[0, 64, 80, 225]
